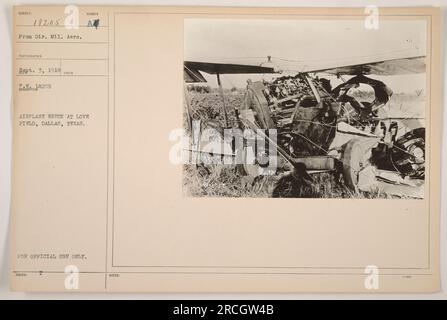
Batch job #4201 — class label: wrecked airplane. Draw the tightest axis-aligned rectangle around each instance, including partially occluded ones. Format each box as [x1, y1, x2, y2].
[183, 55, 426, 198]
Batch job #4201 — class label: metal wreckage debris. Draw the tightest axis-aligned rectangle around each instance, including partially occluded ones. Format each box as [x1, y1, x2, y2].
[183, 56, 426, 198]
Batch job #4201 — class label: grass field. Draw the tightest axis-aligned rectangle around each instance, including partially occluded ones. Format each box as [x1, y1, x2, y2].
[183, 89, 425, 198]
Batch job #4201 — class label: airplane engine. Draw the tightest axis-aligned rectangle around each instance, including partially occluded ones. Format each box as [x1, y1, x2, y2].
[241, 75, 316, 130]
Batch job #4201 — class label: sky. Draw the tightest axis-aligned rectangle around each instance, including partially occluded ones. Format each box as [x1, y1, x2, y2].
[184, 18, 427, 93]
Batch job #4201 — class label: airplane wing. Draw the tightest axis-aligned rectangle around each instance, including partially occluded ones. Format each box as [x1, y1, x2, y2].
[308, 56, 426, 76]
[184, 51, 426, 81]
[184, 61, 277, 82]
[184, 64, 207, 82]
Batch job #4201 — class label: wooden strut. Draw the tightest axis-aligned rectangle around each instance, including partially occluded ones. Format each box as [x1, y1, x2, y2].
[216, 72, 229, 128]
[183, 82, 193, 131]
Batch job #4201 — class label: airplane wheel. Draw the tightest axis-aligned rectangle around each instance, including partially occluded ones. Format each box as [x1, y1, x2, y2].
[341, 139, 365, 191]
[237, 146, 266, 177]
[391, 128, 425, 178]
[240, 164, 261, 177]
[249, 91, 275, 129]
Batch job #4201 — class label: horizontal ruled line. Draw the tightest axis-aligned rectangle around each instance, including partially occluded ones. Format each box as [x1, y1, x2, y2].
[15, 25, 109, 28]
[16, 41, 108, 44]
[11, 270, 434, 276]
[16, 58, 108, 61]
[16, 74, 109, 77]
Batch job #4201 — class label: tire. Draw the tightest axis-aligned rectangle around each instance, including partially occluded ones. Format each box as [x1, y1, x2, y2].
[244, 85, 275, 129]
[391, 128, 425, 178]
[341, 139, 365, 191]
[250, 94, 275, 129]
[238, 144, 267, 177]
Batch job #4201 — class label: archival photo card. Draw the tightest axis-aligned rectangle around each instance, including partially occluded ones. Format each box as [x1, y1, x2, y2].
[10, 6, 441, 292]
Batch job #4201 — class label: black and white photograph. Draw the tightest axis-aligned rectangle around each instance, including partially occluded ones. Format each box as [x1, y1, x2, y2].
[183, 18, 427, 199]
